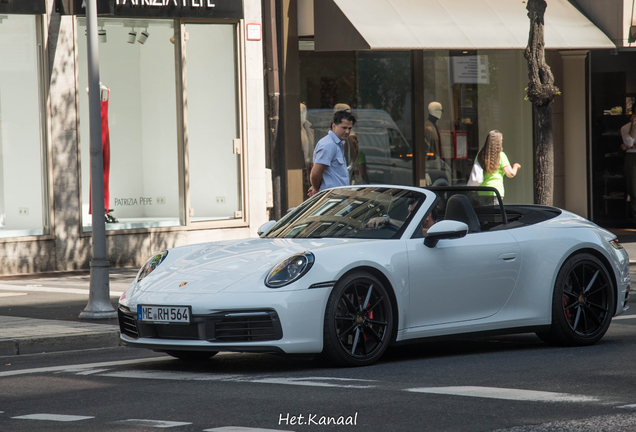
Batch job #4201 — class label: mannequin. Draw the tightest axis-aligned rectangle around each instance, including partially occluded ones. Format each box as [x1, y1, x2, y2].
[425, 101, 443, 158]
[88, 83, 117, 223]
[300, 103, 315, 191]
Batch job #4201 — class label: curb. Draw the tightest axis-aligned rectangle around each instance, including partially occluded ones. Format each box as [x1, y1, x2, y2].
[0, 331, 121, 356]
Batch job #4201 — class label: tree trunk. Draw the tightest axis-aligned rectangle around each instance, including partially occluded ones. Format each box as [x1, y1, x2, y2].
[525, 0, 559, 206]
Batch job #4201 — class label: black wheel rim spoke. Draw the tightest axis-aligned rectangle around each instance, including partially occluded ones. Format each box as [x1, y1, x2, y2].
[583, 270, 600, 294]
[367, 318, 388, 326]
[364, 325, 383, 343]
[584, 305, 603, 327]
[338, 322, 358, 339]
[586, 301, 608, 313]
[366, 296, 384, 314]
[350, 327, 361, 355]
[341, 295, 357, 315]
[586, 284, 607, 297]
[363, 284, 374, 312]
[572, 307, 582, 331]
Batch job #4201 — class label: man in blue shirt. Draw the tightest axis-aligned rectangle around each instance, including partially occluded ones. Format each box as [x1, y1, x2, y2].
[308, 110, 356, 197]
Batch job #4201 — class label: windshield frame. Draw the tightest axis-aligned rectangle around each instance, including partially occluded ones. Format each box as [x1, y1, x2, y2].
[262, 186, 428, 240]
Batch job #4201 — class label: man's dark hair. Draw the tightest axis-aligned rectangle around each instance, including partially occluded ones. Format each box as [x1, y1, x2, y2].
[430, 206, 439, 221]
[332, 110, 356, 127]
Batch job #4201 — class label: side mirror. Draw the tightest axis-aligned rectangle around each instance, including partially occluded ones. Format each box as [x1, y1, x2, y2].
[424, 220, 469, 248]
[257, 220, 277, 236]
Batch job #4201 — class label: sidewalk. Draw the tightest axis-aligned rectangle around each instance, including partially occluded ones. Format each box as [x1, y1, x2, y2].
[1, 229, 635, 357]
[0, 268, 137, 356]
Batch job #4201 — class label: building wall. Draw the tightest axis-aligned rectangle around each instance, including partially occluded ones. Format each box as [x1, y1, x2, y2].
[0, 0, 267, 275]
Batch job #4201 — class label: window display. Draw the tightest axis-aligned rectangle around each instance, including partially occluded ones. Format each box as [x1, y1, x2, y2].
[185, 23, 241, 222]
[78, 18, 181, 230]
[78, 18, 243, 231]
[299, 48, 532, 204]
[0, 14, 48, 237]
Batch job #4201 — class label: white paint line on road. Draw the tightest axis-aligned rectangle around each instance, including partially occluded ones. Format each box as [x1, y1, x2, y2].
[614, 314, 636, 320]
[100, 370, 241, 381]
[0, 292, 28, 297]
[0, 283, 123, 296]
[617, 404, 636, 409]
[75, 368, 111, 375]
[12, 413, 94, 422]
[250, 377, 377, 389]
[405, 386, 599, 403]
[0, 357, 168, 377]
[97, 370, 376, 389]
[118, 419, 192, 428]
[204, 428, 295, 432]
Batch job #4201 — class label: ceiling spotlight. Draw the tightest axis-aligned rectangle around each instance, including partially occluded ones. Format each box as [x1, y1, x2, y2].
[98, 27, 107, 43]
[138, 28, 149, 44]
[127, 28, 137, 44]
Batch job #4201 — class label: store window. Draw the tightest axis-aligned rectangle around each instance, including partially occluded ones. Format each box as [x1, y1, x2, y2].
[185, 23, 241, 222]
[299, 47, 532, 204]
[0, 14, 49, 237]
[421, 50, 533, 204]
[299, 50, 414, 191]
[78, 18, 180, 230]
[77, 19, 243, 230]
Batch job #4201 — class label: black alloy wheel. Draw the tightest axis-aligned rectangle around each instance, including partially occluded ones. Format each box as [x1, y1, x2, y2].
[323, 271, 394, 367]
[537, 253, 614, 346]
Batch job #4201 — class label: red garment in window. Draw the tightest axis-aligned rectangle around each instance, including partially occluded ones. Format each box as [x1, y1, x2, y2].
[89, 93, 110, 215]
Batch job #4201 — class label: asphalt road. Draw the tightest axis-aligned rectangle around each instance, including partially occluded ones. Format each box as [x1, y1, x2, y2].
[1, 303, 636, 432]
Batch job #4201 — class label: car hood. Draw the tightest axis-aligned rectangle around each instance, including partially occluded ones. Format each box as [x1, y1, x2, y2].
[131, 237, 362, 295]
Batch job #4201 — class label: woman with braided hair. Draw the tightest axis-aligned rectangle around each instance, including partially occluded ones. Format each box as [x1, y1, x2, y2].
[477, 130, 521, 200]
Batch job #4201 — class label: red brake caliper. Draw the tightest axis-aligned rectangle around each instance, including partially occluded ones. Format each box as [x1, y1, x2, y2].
[563, 295, 571, 320]
[364, 301, 374, 341]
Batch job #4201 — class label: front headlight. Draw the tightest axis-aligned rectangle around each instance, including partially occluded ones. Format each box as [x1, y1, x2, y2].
[136, 250, 169, 283]
[265, 252, 315, 288]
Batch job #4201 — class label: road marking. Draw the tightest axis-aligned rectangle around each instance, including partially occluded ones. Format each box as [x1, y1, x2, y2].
[614, 314, 636, 320]
[118, 419, 192, 428]
[98, 370, 376, 388]
[0, 292, 27, 297]
[0, 283, 123, 296]
[100, 370, 241, 381]
[405, 386, 599, 402]
[12, 413, 94, 421]
[75, 368, 111, 375]
[250, 377, 377, 389]
[204, 428, 294, 432]
[0, 357, 168, 377]
[618, 404, 636, 409]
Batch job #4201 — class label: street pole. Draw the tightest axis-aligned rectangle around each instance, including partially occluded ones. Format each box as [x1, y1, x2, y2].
[79, 0, 116, 320]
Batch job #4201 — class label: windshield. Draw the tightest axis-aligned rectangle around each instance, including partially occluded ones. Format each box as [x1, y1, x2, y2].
[263, 187, 426, 239]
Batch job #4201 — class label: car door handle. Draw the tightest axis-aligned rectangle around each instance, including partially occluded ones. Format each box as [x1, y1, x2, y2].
[498, 253, 517, 261]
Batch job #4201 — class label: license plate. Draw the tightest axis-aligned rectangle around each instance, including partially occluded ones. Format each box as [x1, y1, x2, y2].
[137, 305, 191, 324]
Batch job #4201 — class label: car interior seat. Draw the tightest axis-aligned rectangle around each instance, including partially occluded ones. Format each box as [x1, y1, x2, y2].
[444, 194, 481, 233]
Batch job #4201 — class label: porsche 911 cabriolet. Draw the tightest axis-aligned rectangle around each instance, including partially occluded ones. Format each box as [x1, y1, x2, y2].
[118, 186, 630, 367]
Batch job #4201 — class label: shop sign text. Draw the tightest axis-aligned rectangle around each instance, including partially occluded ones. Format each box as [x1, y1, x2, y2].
[115, 197, 154, 206]
[115, 0, 217, 7]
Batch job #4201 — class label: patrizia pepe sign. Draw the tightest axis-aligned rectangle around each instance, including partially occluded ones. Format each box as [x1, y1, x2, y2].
[57, 0, 243, 19]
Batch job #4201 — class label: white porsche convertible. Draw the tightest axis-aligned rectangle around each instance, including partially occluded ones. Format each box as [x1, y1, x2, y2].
[118, 186, 631, 367]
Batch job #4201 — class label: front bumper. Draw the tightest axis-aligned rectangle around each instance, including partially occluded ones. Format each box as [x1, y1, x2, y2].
[118, 287, 332, 354]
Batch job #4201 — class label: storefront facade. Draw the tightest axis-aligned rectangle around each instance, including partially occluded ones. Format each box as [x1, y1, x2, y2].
[0, 0, 268, 274]
[279, 0, 616, 221]
[575, 0, 636, 227]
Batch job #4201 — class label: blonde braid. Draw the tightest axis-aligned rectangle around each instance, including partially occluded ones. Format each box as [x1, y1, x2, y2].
[478, 130, 503, 174]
